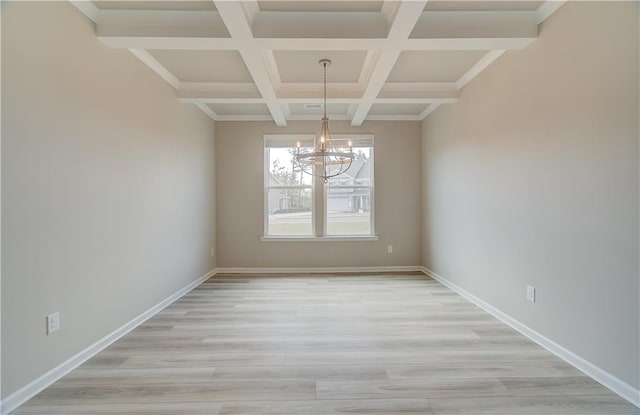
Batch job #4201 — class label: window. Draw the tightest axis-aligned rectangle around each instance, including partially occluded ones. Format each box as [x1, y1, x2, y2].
[264, 134, 374, 239]
[265, 135, 314, 236]
[325, 140, 373, 236]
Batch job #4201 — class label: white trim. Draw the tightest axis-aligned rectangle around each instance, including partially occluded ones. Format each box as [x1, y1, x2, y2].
[366, 114, 423, 121]
[239, 0, 260, 27]
[179, 82, 260, 96]
[217, 266, 422, 274]
[263, 50, 283, 92]
[357, 50, 379, 92]
[419, 103, 441, 120]
[536, 0, 568, 25]
[194, 103, 219, 121]
[216, 115, 273, 121]
[69, 0, 98, 23]
[128, 49, 180, 90]
[214, 1, 287, 126]
[350, 1, 428, 126]
[456, 49, 506, 90]
[1, 268, 217, 415]
[259, 236, 379, 242]
[421, 267, 640, 408]
[0, 1, 3, 407]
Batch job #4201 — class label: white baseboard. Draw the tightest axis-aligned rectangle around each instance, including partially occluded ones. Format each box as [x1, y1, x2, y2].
[1, 268, 217, 415]
[421, 267, 640, 408]
[216, 266, 423, 274]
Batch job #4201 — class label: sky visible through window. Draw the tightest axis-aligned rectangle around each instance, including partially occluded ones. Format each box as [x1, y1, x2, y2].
[269, 147, 370, 184]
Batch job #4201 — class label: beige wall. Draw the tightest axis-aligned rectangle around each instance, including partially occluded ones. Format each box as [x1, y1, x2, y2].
[2, 1, 216, 397]
[215, 121, 421, 268]
[422, 2, 639, 388]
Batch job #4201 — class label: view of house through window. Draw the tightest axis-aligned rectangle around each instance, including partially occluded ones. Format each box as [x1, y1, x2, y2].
[266, 137, 314, 235]
[264, 135, 374, 237]
[326, 143, 372, 235]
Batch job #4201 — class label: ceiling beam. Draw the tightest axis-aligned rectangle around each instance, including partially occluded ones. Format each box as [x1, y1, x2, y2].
[380, 1, 401, 28]
[177, 82, 458, 104]
[350, 1, 428, 126]
[213, 1, 287, 126]
[379, 82, 459, 99]
[95, 9, 539, 51]
[128, 49, 180, 90]
[69, 0, 98, 23]
[419, 103, 442, 120]
[98, 36, 535, 51]
[357, 51, 380, 91]
[195, 103, 219, 121]
[239, 0, 260, 27]
[536, 0, 568, 24]
[75, 1, 571, 124]
[456, 49, 506, 90]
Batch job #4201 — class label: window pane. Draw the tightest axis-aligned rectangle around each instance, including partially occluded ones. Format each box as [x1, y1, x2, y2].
[268, 188, 312, 235]
[268, 147, 313, 186]
[326, 148, 371, 187]
[326, 188, 371, 235]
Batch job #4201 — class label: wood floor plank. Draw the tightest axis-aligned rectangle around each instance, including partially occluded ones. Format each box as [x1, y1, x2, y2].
[316, 378, 511, 400]
[29, 381, 316, 405]
[56, 367, 217, 386]
[429, 395, 640, 415]
[218, 399, 434, 414]
[209, 365, 389, 381]
[385, 361, 565, 379]
[15, 273, 638, 415]
[13, 402, 222, 415]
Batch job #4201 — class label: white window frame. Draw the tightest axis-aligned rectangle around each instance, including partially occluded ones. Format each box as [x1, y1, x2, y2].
[323, 135, 375, 237]
[264, 134, 316, 238]
[262, 134, 377, 241]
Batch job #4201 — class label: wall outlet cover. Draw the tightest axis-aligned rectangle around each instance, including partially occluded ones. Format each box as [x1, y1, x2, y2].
[526, 285, 536, 303]
[46, 312, 60, 335]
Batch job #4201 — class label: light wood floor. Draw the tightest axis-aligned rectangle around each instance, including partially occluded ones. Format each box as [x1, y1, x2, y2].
[16, 273, 639, 414]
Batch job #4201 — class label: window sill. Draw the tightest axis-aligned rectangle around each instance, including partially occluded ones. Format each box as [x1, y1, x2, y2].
[259, 236, 379, 242]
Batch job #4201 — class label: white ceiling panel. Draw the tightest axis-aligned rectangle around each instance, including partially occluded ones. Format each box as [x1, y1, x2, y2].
[93, 1, 216, 11]
[148, 50, 253, 83]
[387, 50, 487, 83]
[289, 103, 350, 115]
[424, 1, 545, 12]
[208, 103, 271, 115]
[369, 103, 429, 116]
[274, 51, 368, 83]
[258, 1, 383, 12]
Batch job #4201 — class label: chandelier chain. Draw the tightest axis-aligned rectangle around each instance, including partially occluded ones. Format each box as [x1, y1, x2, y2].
[323, 61, 327, 119]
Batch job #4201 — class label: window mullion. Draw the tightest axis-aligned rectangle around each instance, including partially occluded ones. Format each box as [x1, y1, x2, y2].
[314, 165, 325, 237]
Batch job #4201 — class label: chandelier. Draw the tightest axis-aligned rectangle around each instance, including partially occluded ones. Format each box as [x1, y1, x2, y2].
[295, 59, 355, 183]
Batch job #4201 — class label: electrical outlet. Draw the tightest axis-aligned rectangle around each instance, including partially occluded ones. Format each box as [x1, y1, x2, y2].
[46, 312, 60, 335]
[387, 245, 393, 254]
[210, 248, 215, 257]
[526, 286, 536, 303]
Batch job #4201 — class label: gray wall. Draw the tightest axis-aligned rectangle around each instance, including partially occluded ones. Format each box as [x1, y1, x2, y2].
[421, 2, 639, 388]
[215, 120, 422, 268]
[2, 2, 216, 397]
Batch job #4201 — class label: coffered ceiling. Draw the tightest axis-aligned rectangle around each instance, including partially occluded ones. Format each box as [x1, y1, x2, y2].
[72, 0, 566, 126]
